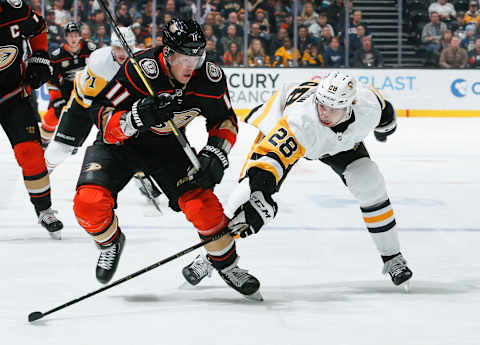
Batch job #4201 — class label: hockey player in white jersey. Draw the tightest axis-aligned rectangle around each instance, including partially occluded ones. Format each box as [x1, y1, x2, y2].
[182, 72, 413, 289]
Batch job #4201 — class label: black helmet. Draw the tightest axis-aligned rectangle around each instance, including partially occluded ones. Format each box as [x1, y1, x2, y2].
[64, 22, 80, 35]
[162, 18, 206, 56]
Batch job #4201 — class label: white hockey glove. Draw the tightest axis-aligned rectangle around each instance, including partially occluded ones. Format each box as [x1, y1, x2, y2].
[228, 191, 278, 238]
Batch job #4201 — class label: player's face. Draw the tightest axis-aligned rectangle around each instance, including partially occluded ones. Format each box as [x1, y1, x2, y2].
[66, 32, 81, 50]
[316, 103, 346, 127]
[112, 46, 128, 65]
[168, 52, 205, 84]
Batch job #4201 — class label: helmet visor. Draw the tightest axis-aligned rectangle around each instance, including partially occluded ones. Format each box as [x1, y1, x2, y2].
[169, 51, 206, 70]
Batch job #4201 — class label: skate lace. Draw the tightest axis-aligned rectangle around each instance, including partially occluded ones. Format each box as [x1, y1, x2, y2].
[190, 256, 212, 279]
[98, 245, 118, 270]
[223, 267, 250, 287]
[382, 255, 407, 276]
[38, 209, 59, 225]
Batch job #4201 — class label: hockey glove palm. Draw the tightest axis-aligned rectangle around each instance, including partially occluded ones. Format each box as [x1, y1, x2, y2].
[26, 51, 52, 89]
[229, 191, 278, 238]
[191, 145, 229, 190]
[128, 94, 175, 132]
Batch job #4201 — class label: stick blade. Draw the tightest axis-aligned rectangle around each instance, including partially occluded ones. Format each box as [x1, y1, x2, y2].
[28, 311, 43, 322]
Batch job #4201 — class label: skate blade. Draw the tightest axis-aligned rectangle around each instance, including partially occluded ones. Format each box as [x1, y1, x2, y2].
[48, 230, 62, 240]
[178, 282, 197, 290]
[244, 290, 263, 302]
[401, 280, 411, 293]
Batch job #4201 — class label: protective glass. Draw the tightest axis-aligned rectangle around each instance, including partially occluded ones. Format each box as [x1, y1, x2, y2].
[169, 51, 206, 70]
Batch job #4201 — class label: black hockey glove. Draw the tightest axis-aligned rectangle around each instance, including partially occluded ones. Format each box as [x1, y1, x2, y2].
[374, 121, 396, 142]
[228, 191, 278, 238]
[191, 145, 229, 190]
[128, 94, 175, 132]
[26, 51, 52, 89]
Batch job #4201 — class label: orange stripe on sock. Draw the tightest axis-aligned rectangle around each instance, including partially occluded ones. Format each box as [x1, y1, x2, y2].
[363, 209, 394, 224]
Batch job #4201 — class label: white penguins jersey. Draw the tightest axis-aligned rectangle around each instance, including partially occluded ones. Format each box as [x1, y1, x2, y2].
[73, 46, 121, 108]
[242, 80, 384, 184]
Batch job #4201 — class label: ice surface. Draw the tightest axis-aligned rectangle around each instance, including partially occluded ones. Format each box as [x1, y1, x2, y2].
[0, 118, 479, 345]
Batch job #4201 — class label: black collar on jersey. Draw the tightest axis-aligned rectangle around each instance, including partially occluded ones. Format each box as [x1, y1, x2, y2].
[330, 112, 355, 133]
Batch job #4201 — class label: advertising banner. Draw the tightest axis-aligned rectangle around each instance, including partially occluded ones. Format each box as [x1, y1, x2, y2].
[224, 68, 480, 117]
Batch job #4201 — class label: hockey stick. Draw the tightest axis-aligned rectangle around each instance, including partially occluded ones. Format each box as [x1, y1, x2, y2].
[134, 172, 162, 214]
[28, 227, 234, 322]
[96, 0, 201, 173]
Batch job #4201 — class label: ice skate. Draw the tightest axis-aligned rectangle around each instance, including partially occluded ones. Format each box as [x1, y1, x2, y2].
[218, 258, 263, 301]
[95, 232, 125, 284]
[134, 172, 162, 199]
[182, 254, 214, 287]
[37, 208, 63, 240]
[383, 253, 413, 291]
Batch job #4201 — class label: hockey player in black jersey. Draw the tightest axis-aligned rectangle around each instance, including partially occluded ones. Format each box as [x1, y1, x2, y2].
[40, 22, 96, 146]
[0, 0, 62, 238]
[72, 18, 262, 300]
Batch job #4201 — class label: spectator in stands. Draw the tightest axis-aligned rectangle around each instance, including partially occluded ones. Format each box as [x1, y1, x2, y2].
[223, 11, 244, 37]
[80, 24, 92, 42]
[323, 37, 344, 67]
[90, 9, 109, 37]
[164, 0, 178, 16]
[467, 36, 480, 67]
[53, 0, 71, 26]
[247, 38, 271, 67]
[428, 0, 456, 23]
[450, 11, 468, 40]
[203, 24, 218, 47]
[465, 1, 480, 25]
[253, 8, 271, 36]
[461, 24, 478, 52]
[30, 0, 42, 14]
[92, 24, 109, 48]
[422, 11, 447, 65]
[218, 24, 243, 56]
[317, 25, 334, 53]
[301, 44, 324, 66]
[269, 27, 288, 57]
[308, 12, 335, 41]
[439, 35, 468, 67]
[440, 29, 453, 50]
[223, 41, 243, 66]
[301, 1, 319, 28]
[350, 25, 367, 53]
[248, 23, 269, 54]
[45, 9, 63, 51]
[205, 39, 221, 64]
[220, 0, 242, 17]
[327, 0, 344, 33]
[215, 12, 226, 32]
[273, 37, 301, 67]
[116, 2, 133, 27]
[297, 25, 313, 55]
[237, 9, 246, 27]
[353, 35, 384, 67]
[341, 10, 370, 42]
[132, 22, 144, 45]
[205, 13, 221, 37]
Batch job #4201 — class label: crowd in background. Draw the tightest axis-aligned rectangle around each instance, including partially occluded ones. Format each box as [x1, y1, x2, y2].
[27, 0, 480, 68]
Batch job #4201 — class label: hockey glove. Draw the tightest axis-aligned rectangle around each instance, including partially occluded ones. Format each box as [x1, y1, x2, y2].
[191, 145, 229, 190]
[229, 191, 278, 238]
[128, 94, 175, 132]
[374, 121, 396, 142]
[26, 51, 52, 89]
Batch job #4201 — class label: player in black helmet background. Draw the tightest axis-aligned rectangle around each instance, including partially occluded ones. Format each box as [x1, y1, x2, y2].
[40, 22, 96, 146]
[72, 18, 262, 300]
[0, 0, 63, 238]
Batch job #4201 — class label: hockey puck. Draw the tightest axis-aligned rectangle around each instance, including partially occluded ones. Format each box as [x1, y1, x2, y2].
[28, 311, 43, 322]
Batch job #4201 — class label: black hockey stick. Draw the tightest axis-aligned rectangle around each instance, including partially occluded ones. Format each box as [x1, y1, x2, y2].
[96, 0, 201, 173]
[28, 227, 234, 322]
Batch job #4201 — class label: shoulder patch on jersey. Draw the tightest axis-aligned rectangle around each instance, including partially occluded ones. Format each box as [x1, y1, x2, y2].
[87, 41, 96, 51]
[206, 62, 222, 83]
[6, 0, 22, 9]
[51, 48, 60, 56]
[0, 45, 18, 71]
[139, 58, 159, 79]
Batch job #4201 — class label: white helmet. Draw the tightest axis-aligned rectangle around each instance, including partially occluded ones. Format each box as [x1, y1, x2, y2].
[110, 27, 136, 50]
[315, 72, 357, 120]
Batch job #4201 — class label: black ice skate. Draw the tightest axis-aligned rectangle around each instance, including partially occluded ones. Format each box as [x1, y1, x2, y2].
[182, 254, 214, 286]
[218, 258, 263, 301]
[383, 253, 413, 290]
[37, 208, 63, 240]
[95, 232, 125, 284]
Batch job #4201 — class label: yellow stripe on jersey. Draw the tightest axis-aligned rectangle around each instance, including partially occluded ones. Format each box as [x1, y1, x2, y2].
[252, 91, 279, 127]
[369, 85, 386, 110]
[74, 67, 108, 108]
[239, 132, 264, 179]
[247, 116, 306, 184]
